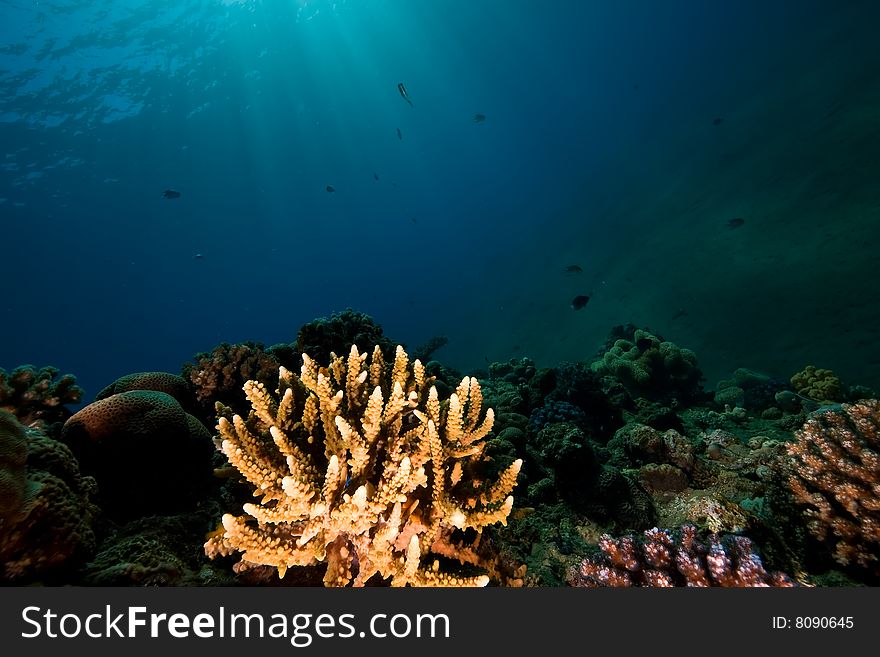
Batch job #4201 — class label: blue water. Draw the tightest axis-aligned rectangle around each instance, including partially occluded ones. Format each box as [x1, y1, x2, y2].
[2, 0, 879, 400]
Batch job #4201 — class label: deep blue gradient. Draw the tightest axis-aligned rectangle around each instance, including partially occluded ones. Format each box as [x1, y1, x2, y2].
[2, 0, 879, 400]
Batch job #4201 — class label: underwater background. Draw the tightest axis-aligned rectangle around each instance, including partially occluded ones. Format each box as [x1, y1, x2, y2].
[2, 0, 878, 397]
[2, 1, 880, 588]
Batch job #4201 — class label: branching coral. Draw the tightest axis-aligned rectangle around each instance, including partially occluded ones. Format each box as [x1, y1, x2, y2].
[568, 525, 796, 587]
[183, 342, 285, 419]
[0, 365, 83, 426]
[785, 400, 880, 571]
[205, 344, 522, 586]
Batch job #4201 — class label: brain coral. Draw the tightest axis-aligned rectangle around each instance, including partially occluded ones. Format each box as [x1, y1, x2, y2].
[61, 390, 213, 518]
[95, 371, 195, 410]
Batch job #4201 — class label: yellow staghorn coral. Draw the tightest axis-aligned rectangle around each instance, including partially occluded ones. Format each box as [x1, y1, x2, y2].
[205, 344, 522, 586]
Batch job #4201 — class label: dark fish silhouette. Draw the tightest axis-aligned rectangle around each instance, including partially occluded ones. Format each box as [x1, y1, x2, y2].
[727, 217, 745, 229]
[571, 295, 590, 310]
[473, 113, 486, 123]
[162, 189, 180, 199]
[672, 308, 687, 320]
[410, 217, 417, 224]
[713, 117, 724, 126]
[563, 264, 583, 275]
[396, 127, 402, 140]
[373, 172, 379, 181]
[326, 185, 335, 193]
[397, 82, 413, 107]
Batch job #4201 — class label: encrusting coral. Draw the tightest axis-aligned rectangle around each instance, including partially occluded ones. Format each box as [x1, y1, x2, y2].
[205, 344, 523, 586]
[0, 411, 98, 582]
[785, 399, 880, 571]
[0, 410, 28, 521]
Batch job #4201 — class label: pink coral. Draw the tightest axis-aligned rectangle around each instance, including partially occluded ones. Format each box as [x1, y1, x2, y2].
[568, 525, 796, 587]
[785, 399, 880, 570]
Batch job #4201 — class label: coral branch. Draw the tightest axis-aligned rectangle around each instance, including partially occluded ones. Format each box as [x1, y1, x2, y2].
[568, 525, 797, 587]
[206, 345, 522, 586]
[785, 399, 880, 570]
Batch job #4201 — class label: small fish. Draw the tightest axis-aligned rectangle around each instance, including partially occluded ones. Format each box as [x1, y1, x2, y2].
[400, 410, 421, 434]
[373, 172, 379, 181]
[397, 82, 413, 107]
[326, 185, 335, 193]
[672, 308, 687, 320]
[396, 127, 402, 140]
[727, 217, 745, 229]
[633, 83, 639, 91]
[563, 264, 583, 275]
[571, 295, 590, 310]
[713, 117, 724, 126]
[162, 189, 180, 199]
[193, 253, 204, 259]
[410, 217, 417, 224]
[473, 113, 486, 123]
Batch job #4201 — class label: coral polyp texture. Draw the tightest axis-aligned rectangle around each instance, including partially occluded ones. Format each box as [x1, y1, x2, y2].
[205, 344, 523, 587]
[568, 525, 796, 587]
[785, 399, 880, 571]
[0, 411, 97, 582]
[183, 342, 284, 418]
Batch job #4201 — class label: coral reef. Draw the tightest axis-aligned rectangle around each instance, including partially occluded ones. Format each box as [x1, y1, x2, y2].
[0, 412, 98, 582]
[183, 342, 288, 420]
[4, 307, 878, 589]
[528, 400, 587, 433]
[294, 309, 398, 366]
[96, 371, 195, 411]
[412, 335, 449, 363]
[784, 399, 880, 571]
[205, 345, 523, 586]
[568, 525, 797, 587]
[61, 390, 214, 518]
[591, 327, 705, 405]
[0, 365, 83, 426]
[83, 513, 236, 586]
[544, 361, 623, 441]
[0, 410, 28, 520]
[790, 365, 845, 404]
